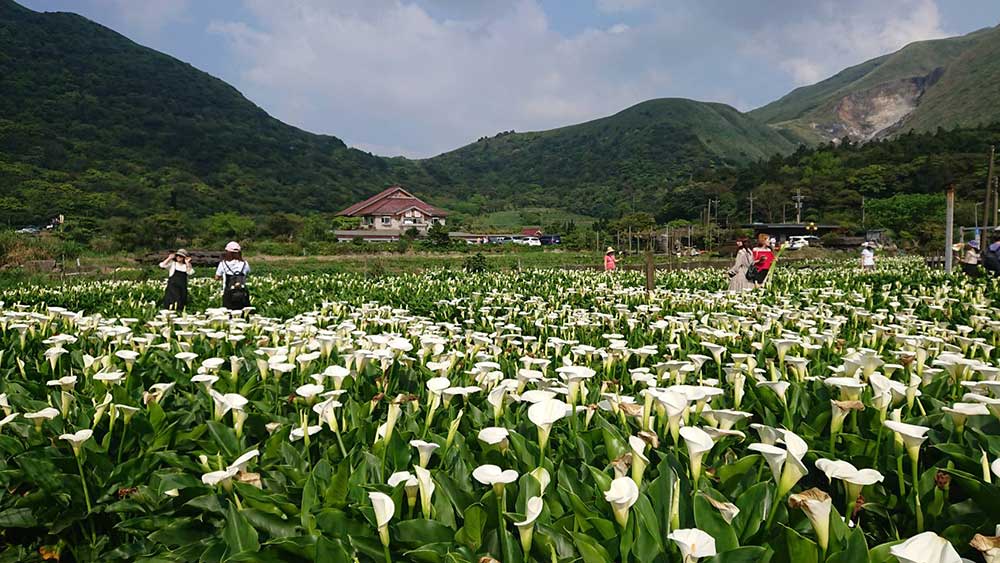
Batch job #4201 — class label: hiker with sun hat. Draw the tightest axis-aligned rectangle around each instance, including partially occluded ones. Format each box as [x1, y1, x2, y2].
[159, 249, 193, 311]
[604, 247, 617, 271]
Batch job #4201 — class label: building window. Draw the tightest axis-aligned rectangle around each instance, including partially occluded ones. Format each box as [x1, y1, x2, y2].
[381, 217, 391, 225]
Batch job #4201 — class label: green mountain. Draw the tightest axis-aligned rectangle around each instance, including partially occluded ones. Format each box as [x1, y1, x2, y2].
[415, 98, 797, 218]
[750, 25, 1000, 144]
[0, 0, 433, 228]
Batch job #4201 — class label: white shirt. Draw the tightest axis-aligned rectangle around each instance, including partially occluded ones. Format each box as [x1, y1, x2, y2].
[861, 248, 875, 266]
[159, 259, 193, 277]
[216, 260, 250, 287]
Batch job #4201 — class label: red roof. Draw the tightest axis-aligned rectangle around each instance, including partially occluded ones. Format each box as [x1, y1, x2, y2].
[521, 227, 543, 236]
[338, 185, 448, 217]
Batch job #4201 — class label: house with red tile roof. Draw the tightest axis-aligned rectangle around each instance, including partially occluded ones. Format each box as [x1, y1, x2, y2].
[335, 186, 448, 241]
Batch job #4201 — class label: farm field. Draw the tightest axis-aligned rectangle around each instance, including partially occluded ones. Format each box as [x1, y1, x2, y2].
[0, 260, 999, 562]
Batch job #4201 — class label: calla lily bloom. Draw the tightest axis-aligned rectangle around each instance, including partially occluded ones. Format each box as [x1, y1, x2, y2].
[604, 476, 639, 528]
[667, 528, 717, 563]
[679, 426, 714, 487]
[970, 533, 1000, 563]
[515, 496, 543, 555]
[369, 491, 395, 548]
[409, 439, 440, 468]
[527, 398, 569, 461]
[889, 531, 963, 563]
[59, 428, 93, 456]
[788, 488, 832, 553]
[388, 471, 419, 511]
[413, 466, 435, 519]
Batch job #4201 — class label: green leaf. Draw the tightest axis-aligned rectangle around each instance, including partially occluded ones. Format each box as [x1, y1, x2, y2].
[825, 526, 867, 563]
[314, 535, 353, 563]
[222, 501, 260, 560]
[708, 546, 771, 563]
[206, 420, 240, 458]
[717, 454, 760, 490]
[694, 493, 740, 553]
[454, 503, 487, 551]
[574, 531, 613, 563]
[733, 482, 769, 542]
[395, 519, 455, 545]
[0, 507, 36, 527]
[782, 525, 818, 563]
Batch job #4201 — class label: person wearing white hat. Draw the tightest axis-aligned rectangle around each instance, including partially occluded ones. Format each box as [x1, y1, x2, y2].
[158, 248, 193, 311]
[604, 247, 616, 271]
[860, 242, 875, 272]
[215, 241, 251, 309]
[961, 239, 981, 278]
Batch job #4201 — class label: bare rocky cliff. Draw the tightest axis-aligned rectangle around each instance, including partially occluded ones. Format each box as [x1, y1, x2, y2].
[809, 68, 944, 142]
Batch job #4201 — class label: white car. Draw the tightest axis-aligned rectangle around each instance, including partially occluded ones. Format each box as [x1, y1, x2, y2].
[787, 236, 820, 250]
[521, 237, 541, 247]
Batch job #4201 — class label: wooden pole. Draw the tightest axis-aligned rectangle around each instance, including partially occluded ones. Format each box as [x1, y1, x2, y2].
[982, 145, 995, 250]
[945, 185, 955, 273]
[645, 250, 655, 292]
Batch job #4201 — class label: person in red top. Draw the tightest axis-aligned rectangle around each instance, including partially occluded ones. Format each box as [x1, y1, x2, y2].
[751, 233, 775, 284]
[604, 247, 617, 271]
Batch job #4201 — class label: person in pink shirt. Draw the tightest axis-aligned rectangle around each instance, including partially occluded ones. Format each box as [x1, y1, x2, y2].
[604, 247, 617, 271]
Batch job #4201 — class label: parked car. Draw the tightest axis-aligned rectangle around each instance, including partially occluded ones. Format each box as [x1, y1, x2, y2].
[521, 237, 541, 247]
[787, 236, 820, 250]
[539, 235, 561, 245]
[15, 227, 40, 235]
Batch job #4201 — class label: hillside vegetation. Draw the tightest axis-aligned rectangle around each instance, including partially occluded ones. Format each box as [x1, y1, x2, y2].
[751, 26, 1000, 144]
[1, 0, 999, 253]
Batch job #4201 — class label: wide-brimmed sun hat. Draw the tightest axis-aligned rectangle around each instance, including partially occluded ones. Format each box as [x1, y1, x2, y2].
[606, 247, 615, 254]
[969, 239, 980, 249]
[225, 241, 241, 252]
[176, 249, 189, 258]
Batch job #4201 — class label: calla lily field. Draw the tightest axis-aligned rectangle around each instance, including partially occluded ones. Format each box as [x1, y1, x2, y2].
[1, 259, 999, 562]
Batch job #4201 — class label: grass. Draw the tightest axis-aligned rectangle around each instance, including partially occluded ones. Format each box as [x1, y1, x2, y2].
[466, 208, 597, 231]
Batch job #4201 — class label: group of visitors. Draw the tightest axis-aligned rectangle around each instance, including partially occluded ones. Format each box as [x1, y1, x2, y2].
[159, 241, 251, 312]
[727, 233, 775, 291]
[955, 233, 1000, 278]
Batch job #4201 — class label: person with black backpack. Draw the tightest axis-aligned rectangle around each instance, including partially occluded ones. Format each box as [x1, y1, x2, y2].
[983, 233, 1000, 277]
[215, 241, 251, 310]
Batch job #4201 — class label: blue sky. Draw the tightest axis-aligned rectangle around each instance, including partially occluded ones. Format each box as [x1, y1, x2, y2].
[21, 0, 1000, 158]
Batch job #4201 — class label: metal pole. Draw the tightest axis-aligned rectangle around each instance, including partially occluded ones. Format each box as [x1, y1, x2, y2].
[749, 192, 754, 224]
[861, 196, 865, 230]
[982, 145, 995, 250]
[945, 185, 955, 273]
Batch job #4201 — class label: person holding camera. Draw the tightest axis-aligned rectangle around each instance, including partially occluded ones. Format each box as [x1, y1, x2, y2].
[159, 249, 194, 312]
[215, 241, 251, 310]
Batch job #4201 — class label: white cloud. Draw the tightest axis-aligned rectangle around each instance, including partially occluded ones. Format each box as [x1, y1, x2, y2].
[211, 0, 667, 157]
[203, 0, 955, 156]
[737, 0, 946, 86]
[596, 0, 652, 13]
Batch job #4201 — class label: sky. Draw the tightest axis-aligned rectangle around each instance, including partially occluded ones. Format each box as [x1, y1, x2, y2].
[20, 0, 1000, 158]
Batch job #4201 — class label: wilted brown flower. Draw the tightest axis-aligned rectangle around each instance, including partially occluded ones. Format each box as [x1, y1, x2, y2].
[934, 470, 951, 491]
[638, 430, 660, 449]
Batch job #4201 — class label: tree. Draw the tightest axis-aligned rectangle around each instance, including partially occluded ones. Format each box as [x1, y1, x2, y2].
[427, 222, 451, 247]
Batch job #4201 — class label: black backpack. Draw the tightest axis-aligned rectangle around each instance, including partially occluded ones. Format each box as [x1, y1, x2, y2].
[223, 262, 250, 308]
[984, 245, 1000, 274]
[745, 262, 760, 282]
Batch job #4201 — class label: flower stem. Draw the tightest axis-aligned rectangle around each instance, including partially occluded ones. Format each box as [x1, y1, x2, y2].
[911, 456, 923, 533]
[75, 454, 93, 515]
[896, 454, 906, 497]
[382, 544, 392, 563]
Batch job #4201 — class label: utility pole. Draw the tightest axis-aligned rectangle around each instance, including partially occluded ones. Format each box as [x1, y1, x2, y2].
[945, 185, 955, 273]
[993, 176, 999, 228]
[793, 188, 805, 223]
[861, 196, 866, 230]
[748, 192, 754, 225]
[982, 145, 995, 250]
[782, 203, 787, 223]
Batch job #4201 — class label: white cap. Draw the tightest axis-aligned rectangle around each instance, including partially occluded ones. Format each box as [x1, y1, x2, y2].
[225, 241, 241, 252]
